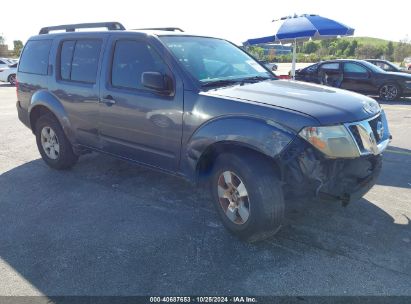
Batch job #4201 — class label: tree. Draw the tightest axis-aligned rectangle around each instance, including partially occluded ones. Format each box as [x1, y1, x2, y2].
[247, 46, 265, 60]
[344, 40, 358, 57]
[385, 41, 394, 61]
[13, 40, 23, 57]
[355, 44, 382, 59]
[302, 41, 318, 54]
[335, 40, 350, 56]
[393, 39, 411, 62]
[0, 35, 5, 45]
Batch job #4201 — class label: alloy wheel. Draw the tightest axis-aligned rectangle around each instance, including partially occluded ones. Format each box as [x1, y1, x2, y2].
[217, 171, 250, 225]
[40, 126, 60, 160]
[380, 84, 398, 100]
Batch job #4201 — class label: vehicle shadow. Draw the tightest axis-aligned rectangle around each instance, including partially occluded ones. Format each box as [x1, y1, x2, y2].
[379, 145, 411, 189]
[0, 154, 410, 296]
[375, 97, 411, 105]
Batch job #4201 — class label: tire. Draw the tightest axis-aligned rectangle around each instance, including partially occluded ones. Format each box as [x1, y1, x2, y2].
[7, 74, 16, 86]
[35, 114, 78, 170]
[379, 83, 400, 101]
[210, 152, 284, 242]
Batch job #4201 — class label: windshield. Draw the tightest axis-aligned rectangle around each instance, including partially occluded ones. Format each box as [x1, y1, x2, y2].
[159, 36, 273, 85]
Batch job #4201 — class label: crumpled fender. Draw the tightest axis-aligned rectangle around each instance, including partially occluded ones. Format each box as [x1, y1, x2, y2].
[183, 115, 297, 179]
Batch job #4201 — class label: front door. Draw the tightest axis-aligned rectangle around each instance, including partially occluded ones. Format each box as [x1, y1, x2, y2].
[341, 62, 375, 94]
[98, 36, 183, 172]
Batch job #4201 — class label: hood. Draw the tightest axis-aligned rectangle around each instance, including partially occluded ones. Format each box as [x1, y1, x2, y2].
[384, 71, 411, 79]
[206, 80, 379, 125]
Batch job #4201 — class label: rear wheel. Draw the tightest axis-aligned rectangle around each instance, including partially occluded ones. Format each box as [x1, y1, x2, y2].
[7, 74, 16, 86]
[210, 152, 284, 242]
[379, 83, 400, 101]
[35, 114, 78, 170]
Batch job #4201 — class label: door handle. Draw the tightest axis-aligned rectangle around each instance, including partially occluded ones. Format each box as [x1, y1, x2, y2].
[100, 95, 116, 105]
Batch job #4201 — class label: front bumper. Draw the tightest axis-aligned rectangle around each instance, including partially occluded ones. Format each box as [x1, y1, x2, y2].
[280, 138, 383, 204]
[279, 110, 391, 205]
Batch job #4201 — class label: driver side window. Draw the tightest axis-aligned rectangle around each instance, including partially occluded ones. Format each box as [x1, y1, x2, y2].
[344, 63, 368, 74]
[111, 40, 168, 90]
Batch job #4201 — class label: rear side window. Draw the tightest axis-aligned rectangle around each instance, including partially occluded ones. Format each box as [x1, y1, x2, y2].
[18, 40, 52, 75]
[320, 63, 340, 71]
[59, 39, 102, 83]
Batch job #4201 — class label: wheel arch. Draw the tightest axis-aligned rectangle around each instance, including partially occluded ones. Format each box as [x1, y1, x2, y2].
[379, 81, 403, 96]
[7, 73, 16, 83]
[183, 116, 296, 183]
[28, 90, 74, 143]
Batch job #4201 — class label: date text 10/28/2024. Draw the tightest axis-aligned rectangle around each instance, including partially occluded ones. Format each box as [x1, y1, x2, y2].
[149, 296, 257, 303]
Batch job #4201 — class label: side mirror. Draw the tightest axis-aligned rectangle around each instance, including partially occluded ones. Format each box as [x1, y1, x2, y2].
[141, 72, 172, 95]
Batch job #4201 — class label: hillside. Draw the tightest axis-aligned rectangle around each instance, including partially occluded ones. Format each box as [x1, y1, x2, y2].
[341, 36, 399, 47]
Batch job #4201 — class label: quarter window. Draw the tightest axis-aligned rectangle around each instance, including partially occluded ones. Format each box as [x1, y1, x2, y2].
[18, 40, 52, 75]
[111, 40, 168, 90]
[59, 39, 102, 83]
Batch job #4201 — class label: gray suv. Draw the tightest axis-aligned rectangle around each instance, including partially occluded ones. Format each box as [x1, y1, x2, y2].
[16, 22, 391, 241]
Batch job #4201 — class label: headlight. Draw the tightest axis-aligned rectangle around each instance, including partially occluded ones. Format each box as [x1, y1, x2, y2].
[362, 99, 380, 115]
[299, 125, 360, 158]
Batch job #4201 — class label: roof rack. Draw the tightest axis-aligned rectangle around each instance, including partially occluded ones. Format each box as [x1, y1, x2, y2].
[132, 27, 184, 32]
[39, 22, 125, 34]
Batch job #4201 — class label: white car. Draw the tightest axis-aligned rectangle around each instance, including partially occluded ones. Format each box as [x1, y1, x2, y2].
[0, 63, 17, 85]
[0, 58, 12, 69]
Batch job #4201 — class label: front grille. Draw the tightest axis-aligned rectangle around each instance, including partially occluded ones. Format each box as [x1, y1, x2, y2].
[369, 116, 382, 141]
[345, 113, 387, 156]
[349, 125, 364, 150]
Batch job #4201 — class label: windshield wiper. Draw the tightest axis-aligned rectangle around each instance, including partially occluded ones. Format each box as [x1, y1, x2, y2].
[239, 76, 272, 84]
[201, 79, 241, 88]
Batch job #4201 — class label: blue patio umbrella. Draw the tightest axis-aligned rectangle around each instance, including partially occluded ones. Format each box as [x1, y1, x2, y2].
[243, 14, 354, 78]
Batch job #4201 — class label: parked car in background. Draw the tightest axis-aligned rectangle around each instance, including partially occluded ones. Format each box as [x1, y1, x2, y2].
[259, 59, 278, 71]
[0, 57, 16, 65]
[0, 58, 12, 69]
[0, 63, 17, 85]
[366, 59, 410, 74]
[295, 59, 411, 100]
[403, 57, 411, 70]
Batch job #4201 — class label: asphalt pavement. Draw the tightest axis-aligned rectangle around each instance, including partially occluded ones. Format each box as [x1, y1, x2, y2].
[0, 83, 410, 297]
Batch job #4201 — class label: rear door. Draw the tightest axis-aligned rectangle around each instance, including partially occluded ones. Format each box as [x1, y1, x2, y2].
[318, 62, 342, 87]
[49, 36, 106, 147]
[341, 62, 375, 93]
[98, 35, 183, 172]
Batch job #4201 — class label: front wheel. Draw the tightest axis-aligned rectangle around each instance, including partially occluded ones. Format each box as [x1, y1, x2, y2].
[379, 83, 400, 101]
[210, 152, 284, 242]
[35, 114, 78, 170]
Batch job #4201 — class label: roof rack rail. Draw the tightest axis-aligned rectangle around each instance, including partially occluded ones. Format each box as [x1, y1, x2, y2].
[39, 22, 125, 34]
[132, 27, 184, 32]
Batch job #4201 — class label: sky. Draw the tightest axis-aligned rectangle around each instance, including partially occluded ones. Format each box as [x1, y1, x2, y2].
[0, 0, 410, 48]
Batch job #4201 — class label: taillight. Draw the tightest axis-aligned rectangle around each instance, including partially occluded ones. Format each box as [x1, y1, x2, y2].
[15, 77, 19, 95]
